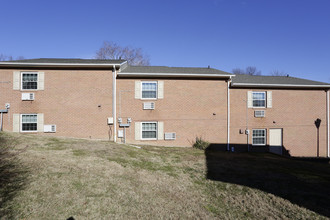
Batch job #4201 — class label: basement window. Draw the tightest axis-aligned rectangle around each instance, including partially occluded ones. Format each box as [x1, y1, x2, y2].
[252, 129, 266, 145]
[141, 122, 157, 140]
[21, 114, 37, 132]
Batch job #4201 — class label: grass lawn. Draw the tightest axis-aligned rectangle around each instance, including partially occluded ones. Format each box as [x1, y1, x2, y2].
[1, 132, 330, 219]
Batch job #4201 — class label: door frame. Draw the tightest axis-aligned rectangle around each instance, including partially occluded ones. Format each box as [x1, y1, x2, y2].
[269, 128, 283, 155]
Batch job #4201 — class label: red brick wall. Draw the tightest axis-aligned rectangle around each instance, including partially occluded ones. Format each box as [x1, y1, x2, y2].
[1, 68, 328, 156]
[230, 88, 328, 157]
[0, 69, 114, 139]
[116, 78, 228, 146]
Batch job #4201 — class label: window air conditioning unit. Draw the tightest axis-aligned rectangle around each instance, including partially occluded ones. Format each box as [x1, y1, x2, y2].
[254, 110, 265, 118]
[22, 93, 35, 101]
[107, 117, 114, 125]
[143, 102, 155, 110]
[164, 132, 176, 140]
[44, 125, 56, 133]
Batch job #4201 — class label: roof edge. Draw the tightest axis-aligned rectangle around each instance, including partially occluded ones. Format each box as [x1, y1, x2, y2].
[0, 60, 127, 68]
[117, 72, 233, 78]
[231, 82, 330, 88]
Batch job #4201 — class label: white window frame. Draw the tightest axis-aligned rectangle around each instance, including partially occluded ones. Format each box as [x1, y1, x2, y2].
[141, 121, 158, 140]
[20, 114, 38, 132]
[252, 91, 266, 108]
[141, 81, 158, 100]
[252, 129, 267, 146]
[21, 72, 38, 91]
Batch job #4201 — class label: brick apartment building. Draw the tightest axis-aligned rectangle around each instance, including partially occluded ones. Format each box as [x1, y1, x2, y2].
[0, 58, 329, 157]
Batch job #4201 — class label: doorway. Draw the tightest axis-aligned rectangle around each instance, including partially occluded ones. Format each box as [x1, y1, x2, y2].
[269, 128, 283, 155]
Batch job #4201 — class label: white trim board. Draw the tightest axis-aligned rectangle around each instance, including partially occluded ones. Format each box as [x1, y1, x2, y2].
[0, 62, 124, 66]
[231, 83, 330, 88]
[118, 72, 233, 78]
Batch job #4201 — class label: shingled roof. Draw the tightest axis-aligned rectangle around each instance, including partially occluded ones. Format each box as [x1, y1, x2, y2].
[1, 59, 328, 87]
[231, 74, 330, 88]
[0, 58, 127, 69]
[1, 58, 126, 64]
[121, 65, 232, 75]
[118, 65, 233, 78]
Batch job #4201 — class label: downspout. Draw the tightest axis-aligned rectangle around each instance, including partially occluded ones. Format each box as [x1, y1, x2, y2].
[327, 89, 329, 158]
[246, 95, 249, 152]
[227, 78, 231, 151]
[0, 112, 3, 131]
[112, 66, 117, 142]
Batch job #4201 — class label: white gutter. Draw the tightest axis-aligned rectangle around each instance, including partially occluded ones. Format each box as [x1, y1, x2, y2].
[231, 83, 330, 88]
[112, 66, 117, 142]
[227, 78, 231, 151]
[117, 72, 233, 78]
[327, 90, 329, 158]
[0, 62, 125, 67]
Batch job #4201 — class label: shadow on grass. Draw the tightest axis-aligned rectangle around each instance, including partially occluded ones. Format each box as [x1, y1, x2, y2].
[0, 134, 29, 218]
[205, 143, 330, 218]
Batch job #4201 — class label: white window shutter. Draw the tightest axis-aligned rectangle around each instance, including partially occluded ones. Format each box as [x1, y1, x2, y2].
[267, 91, 272, 108]
[13, 71, 20, 90]
[135, 122, 141, 140]
[37, 113, 44, 132]
[157, 122, 164, 140]
[13, 114, 20, 132]
[38, 72, 45, 90]
[247, 91, 253, 108]
[158, 81, 164, 99]
[135, 81, 141, 99]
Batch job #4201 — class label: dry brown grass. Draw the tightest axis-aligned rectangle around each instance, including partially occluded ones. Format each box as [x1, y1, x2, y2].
[0, 132, 329, 219]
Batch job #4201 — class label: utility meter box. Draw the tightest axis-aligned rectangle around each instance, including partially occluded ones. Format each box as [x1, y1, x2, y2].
[107, 117, 114, 125]
[118, 130, 123, 138]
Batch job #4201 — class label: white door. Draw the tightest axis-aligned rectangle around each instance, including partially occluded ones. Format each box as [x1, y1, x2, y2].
[269, 128, 283, 155]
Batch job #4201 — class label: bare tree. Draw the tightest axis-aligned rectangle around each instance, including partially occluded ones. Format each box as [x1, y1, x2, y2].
[16, 56, 25, 60]
[232, 68, 245, 74]
[232, 66, 262, 75]
[95, 41, 150, 66]
[0, 54, 10, 61]
[270, 70, 287, 76]
[245, 66, 261, 75]
[0, 54, 24, 61]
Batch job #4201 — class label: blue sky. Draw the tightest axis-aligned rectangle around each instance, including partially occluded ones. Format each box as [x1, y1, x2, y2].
[1, 0, 329, 83]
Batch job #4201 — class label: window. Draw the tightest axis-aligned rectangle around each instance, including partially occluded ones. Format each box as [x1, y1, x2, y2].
[141, 122, 157, 139]
[142, 82, 157, 99]
[252, 92, 266, 107]
[21, 114, 37, 132]
[252, 129, 266, 145]
[21, 72, 38, 90]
